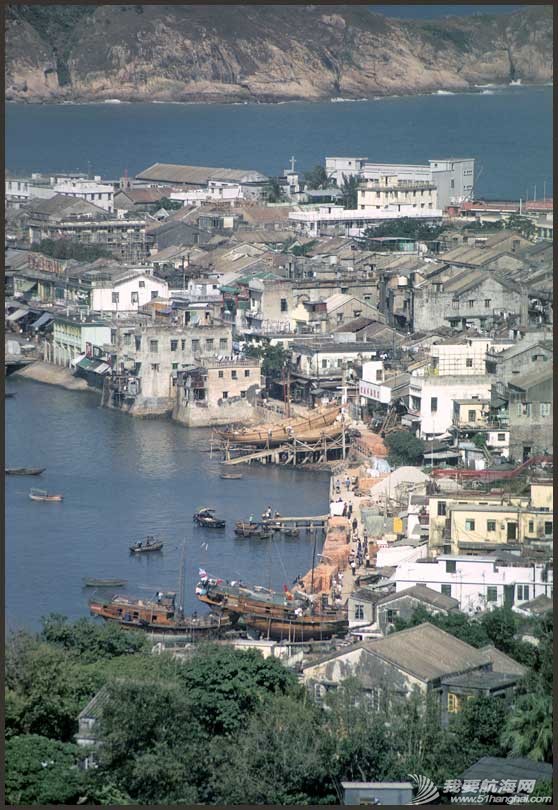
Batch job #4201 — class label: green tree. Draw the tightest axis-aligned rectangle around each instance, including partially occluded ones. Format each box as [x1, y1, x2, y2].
[340, 173, 359, 209]
[32, 239, 113, 262]
[385, 430, 426, 467]
[158, 196, 182, 211]
[363, 218, 446, 242]
[246, 342, 290, 383]
[501, 691, 553, 762]
[40, 614, 147, 662]
[265, 178, 285, 202]
[5, 734, 83, 805]
[303, 164, 329, 190]
[506, 214, 535, 239]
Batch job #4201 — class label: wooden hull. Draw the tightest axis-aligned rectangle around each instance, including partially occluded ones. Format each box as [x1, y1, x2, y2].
[197, 589, 304, 619]
[83, 579, 128, 588]
[194, 518, 226, 528]
[6, 467, 45, 476]
[29, 494, 63, 502]
[90, 600, 231, 634]
[243, 613, 348, 641]
[215, 406, 341, 446]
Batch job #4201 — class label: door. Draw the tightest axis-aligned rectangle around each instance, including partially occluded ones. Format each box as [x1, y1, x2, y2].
[504, 584, 515, 607]
[507, 522, 518, 541]
[523, 445, 532, 462]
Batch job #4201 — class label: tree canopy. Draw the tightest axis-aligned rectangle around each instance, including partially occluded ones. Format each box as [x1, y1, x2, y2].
[385, 430, 426, 467]
[363, 218, 447, 242]
[31, 239, 113, 262]
[303, 164, 329, 190]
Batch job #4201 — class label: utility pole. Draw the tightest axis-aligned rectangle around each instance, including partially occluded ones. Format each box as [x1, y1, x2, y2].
[543, 180, 546, 201]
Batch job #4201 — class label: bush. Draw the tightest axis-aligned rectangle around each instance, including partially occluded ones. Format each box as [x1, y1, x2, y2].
[385, 430, 425, 466]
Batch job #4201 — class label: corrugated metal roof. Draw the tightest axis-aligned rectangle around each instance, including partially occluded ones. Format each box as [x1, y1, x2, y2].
[136, 163, 267, 185]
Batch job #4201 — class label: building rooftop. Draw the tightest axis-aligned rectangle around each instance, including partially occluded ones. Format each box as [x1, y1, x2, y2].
[459, 756, 552, 785]
[136, 162, 268, 185]
[440, 671, 521, 689]
[378, 584, 459, 611]
[478, 645, 528, 677]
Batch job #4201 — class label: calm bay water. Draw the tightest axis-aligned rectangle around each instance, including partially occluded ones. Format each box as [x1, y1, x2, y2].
[5, 379, 329, 631]
[5, 85, 552, 199]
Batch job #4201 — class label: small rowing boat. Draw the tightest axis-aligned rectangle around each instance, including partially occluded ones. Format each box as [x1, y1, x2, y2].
[83, 578, 128, 588]
[7, 467, 46, 476]
[220, 473, 243, 480]
[29, 488, 63, 502]
[129, 536, 164, 554]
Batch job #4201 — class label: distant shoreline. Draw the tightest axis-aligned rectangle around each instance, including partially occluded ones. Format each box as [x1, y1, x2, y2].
[6, 81, 552, 108]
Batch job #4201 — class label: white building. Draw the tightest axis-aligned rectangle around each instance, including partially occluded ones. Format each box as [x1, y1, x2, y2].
[393, 554, 553, 614]
[289, 205, 442, 237]
[170, 181, 245, 206]
[5, 175, 57, 208]
[90, 270, 169, 313]
[53, 178, 114, 212]
[357, 175, 437, 213]
[409, 375, 491, 438]
[324, 156, 369, 186]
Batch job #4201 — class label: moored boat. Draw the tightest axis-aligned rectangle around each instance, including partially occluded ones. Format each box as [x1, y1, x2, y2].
[129, 536, 164, 554]
[234, 521, 272, 538]
[7, 467, 46, 476]
[83, 578, 128, 588]
[29, 488, 63, 502]
[220, 473, 243, 479]
[89, 591, 231, 635]
[193, 508, 226, 528]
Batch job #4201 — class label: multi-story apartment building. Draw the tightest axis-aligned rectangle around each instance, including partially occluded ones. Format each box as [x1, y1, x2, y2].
[357, 175, 437, 214]
[393, 553, 553, 614]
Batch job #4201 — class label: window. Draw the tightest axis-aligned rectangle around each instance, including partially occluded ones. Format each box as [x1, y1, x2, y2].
[541, 402, 551, 417]
[218, 370, 224, 379]
[354, 604, 364, 620]
[130, 291, 139, 304]
[486, 586, 498, 602]
[441, 584, 452, 597]
[446, 560, 456, 574]
[465, 519, 476, 531]
[172, 362, 178, 370]
[192, 339, 200, 353]
[170, 340, 178, 352]
[151, 291, 158, 300]
[544, 521, 553, 536]
[219, 338, 228, 350]
[149, 339, 158, 353]
[231, 370, 237, 379]
[222, 391, 228, 399]
[280, 298, 288, 312]
[430, 397, 438, 413]
[181, 339, 186, 350]
[517, 584, 530, 601]
[240, 390, 246, 398]
[123, 333, 132, 346]
[468, 410, 477, 422]
[487, 520, 496, 533]
[205, 338, 214, 350]
[448, 693, 463, 714]
[437, 501, 447, 516]
[528, 521, 534, 534]
[498, 433, 506, 441]
[139, 280, 145, 288]
[151, 363, 159, 372]
[244, 369, 250, 378]
[484, 299, 491, 308]
[386, 609, 398, 623]
[112, 292, 120, 304]
[465, 358, 473, 368]
[467, 300, 474, 309]
[321, 359, 328, 369]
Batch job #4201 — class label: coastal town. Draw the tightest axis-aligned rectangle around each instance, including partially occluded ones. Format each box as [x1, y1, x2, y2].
[5, 151, 553, 803]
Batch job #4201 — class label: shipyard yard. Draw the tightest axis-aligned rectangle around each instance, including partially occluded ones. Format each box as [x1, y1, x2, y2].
[4, 5, 553, 802]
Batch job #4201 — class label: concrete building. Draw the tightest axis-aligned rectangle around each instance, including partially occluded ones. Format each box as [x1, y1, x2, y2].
[52, 178, 114, 212]
[428, 482, 553, 556]
[288, 205, 442, 238]
[173, 357, 262, 426]
[505, 367, 553, 460]
[135, 163, 269, 198]
[375, 584, 460, 635]
[324, 156, 368, 186]
[104, 320, 233, 416]
[48, 315, 112, 368]
[357, 175, 437, 214]
[393, 554, 553, 614]
[429, 158, 475, 208]
[408, 374, 492, 438]
[86, 268, 169, 314]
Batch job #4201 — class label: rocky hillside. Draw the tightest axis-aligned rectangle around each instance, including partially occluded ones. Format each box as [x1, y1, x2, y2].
[6, 4, 553, 104]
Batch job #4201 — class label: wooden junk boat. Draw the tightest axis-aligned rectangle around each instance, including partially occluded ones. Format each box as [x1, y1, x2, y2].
[195, 578, 347, 641]
[29, 488, 63, 502]
[6, 467, 46, 476]
[129, 536, 164, 554]
[89, 591, 230, 636]
[214, 405, 343, 447]
[193, 508, 226, 528]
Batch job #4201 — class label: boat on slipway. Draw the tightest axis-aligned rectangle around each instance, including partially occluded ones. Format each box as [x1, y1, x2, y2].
[214, 405, 342, 446]
[89, 591, 231, 635]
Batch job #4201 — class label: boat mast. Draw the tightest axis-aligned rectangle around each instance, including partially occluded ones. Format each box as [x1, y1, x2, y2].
[177, 540, 187, 619]
[310, 527, 318, 609]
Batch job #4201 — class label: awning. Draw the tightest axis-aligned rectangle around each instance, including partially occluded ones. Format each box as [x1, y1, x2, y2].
[31, 312, 55, 330]
[76, 357, 111, 375]
[6, 308, 29, 322]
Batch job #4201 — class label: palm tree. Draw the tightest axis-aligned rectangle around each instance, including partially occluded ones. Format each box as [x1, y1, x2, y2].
[501, 692, 553, 762]
[340, 174, 359, 209]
